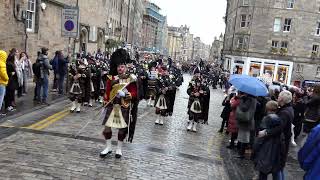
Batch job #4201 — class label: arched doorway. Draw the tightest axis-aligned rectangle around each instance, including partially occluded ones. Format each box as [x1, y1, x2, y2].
[97, 30, 105, 52]
[79, 27, 88, 54]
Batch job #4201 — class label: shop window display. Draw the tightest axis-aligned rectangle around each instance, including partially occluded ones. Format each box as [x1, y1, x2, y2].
[277, 65, 289, 84]
[249, 63, 261, 77]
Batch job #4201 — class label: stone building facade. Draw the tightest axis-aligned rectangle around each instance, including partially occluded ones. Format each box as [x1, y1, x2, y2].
[210, 34, 224, 63]
[193, 37, 210, 61]
[141, 0, 166, 53]
[223, 0, 320, 85]
[167, 26, 183, 61]
[0, 0, 144, 61]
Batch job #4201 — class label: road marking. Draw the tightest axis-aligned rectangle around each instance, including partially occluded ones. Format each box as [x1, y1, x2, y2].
[33, 111, 70, 130]
[26, 109, 70, 130]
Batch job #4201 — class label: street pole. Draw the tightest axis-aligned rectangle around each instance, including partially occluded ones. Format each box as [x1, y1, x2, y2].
[119, 0, 124, 42]
[125, 0, 131, 43]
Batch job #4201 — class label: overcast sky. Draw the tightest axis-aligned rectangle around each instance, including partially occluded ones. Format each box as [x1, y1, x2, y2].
[151, 0, 226, 45]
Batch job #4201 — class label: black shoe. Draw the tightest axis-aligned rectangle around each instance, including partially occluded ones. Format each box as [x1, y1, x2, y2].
[218, 129, 223, 133]
[99, 151, 112, 158]
[226, 145, 235, 149]
[225, 131, 229, 135]
[115, 154, 122, 159]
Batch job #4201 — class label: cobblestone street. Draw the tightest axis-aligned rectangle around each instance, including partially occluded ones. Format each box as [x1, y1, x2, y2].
[0, 75, 304, 180]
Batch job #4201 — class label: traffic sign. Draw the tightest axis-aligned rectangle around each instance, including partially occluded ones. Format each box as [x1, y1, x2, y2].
[61, 8, 79, 38]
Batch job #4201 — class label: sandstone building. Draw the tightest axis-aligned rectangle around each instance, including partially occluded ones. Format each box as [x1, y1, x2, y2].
[0, 0, 144, 61]
[223, 0, 320, 85]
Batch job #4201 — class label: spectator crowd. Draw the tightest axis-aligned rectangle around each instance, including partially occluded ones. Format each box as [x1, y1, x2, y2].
[0, 47, 69, 116]
[219, 79, 320, 180]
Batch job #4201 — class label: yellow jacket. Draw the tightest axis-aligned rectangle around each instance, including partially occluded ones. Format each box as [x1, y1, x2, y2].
[0, 50, 9, 86]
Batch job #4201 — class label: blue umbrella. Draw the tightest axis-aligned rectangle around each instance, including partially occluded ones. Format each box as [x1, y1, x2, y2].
[229, 74, 269, 96]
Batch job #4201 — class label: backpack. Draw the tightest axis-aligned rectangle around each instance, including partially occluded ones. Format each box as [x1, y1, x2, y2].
[236, 106, 251, 123]
[32, 59, 43, 78]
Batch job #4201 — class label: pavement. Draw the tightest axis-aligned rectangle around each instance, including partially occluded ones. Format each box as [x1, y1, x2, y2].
[0, 79, 67, 122]
[0, 75, 305, 180]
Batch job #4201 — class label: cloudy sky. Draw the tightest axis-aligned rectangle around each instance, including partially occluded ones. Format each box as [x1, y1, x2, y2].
[151, 0, 226, 45]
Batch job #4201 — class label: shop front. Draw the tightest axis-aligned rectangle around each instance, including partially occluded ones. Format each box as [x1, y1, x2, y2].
[227, 56, 293, 85]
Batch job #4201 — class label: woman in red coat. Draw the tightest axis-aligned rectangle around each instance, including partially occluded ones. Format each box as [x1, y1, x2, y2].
[226, 95, 240, 149]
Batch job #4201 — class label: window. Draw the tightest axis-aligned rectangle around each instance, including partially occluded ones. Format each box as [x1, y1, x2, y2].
[26, 0, 36, 32]
[247, 15, 252, 27]
[316, 22, 320, 35]
[281, 41, 288, 48]
[240, 15, 251, 28]
[316, 66, 320, 77]
[243, 0, 249, 6]
[272, 40, 279, 48]
[283, 18, 292, 32]
[287, 0, 295, 9]
[237, 37, 248, 49]
[296, 64, 304, 73]
[312, 45, 319, 53]
[273, 18, 281, 32]
[240, 15, 247, 28]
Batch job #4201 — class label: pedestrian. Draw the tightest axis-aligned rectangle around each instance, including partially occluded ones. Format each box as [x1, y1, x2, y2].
[0, 50, 9, 115]
[303, 84, 320, 133]
[57, 51, 68, 95]
[236, 92, 257, 159]
[15, 52, 24, 97]
[226, 94, 240, 149]
[254, 101, 285, 180]
[298, 124, 320, 180]
[258, 90, 294, 179]
[50, 51, 59, 92]
[219, 86, 236, 133]
[292, 89, 305, 139]
[36, 47, 52, 105]
[32, 51, 41, 101]
[5, 48, 19, 111]
[20, 52, 32, 94]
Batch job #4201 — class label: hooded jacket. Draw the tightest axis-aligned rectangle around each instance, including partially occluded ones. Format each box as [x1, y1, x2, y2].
[0, 50, 9, 86]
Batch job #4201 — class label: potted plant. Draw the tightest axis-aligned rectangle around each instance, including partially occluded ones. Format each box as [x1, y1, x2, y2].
[311, 51, 318, 59]
[270, 47, 278, 54]
[279, 48, 288, 56]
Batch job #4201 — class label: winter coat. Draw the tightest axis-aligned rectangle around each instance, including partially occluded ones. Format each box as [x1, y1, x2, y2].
[38, 54, 52, 78]
[305, 95, 320, 122]
[298, 124, 320, 180]
[220, 94, 232, 120]
[50, 56, 59, 74]
[0, 51, 8, 86]
[58, 57, 69, 76]
[6, 61, 18, 90]
[293, 99, 305, 126]
[266, 103, 294, 169]
[236, 95, 257, 131]
[15, 59, 23, 86]
[227, 96, 240, 133]
[254, 113, 285, 174]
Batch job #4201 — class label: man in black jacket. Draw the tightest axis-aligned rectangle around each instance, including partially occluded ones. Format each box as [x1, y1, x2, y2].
[258, 90, 294, 179]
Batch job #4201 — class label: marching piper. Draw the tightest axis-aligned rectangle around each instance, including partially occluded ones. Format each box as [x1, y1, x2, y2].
[154, 65, 171, 125]
[187, 67, 209, 132]
[100, 49, 138, 159]
[68, 58, 91, 113]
